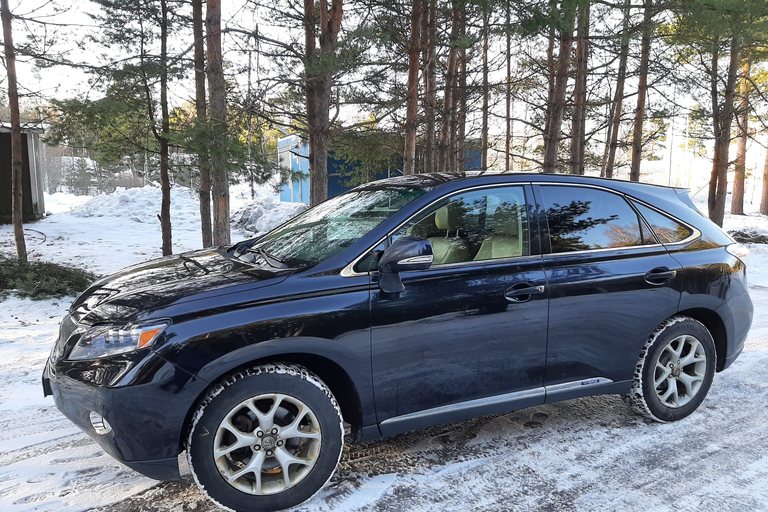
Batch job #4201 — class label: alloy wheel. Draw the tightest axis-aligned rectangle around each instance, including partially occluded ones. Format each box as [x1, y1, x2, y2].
[653, 334, 707, 408]
[213, 393, 322, 495]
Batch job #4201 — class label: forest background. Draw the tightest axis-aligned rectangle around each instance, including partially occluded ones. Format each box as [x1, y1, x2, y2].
[3, 0, 768, 259]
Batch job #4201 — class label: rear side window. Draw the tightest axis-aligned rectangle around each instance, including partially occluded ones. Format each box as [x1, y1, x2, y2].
[632, 201, 693, 243]
[541, 185, 653, 253]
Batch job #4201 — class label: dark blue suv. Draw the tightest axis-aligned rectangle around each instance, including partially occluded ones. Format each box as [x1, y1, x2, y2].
[43, 173, 753, 511]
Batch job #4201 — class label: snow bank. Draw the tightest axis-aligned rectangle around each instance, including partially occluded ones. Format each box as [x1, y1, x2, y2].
[70, 185, 201, 226]
[231, 200, 307, 236]
[229, 182, 307, 235]
[43, 192, 91, 215]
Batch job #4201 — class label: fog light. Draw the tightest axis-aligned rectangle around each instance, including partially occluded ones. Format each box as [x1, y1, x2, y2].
[89, 411, 112, 435]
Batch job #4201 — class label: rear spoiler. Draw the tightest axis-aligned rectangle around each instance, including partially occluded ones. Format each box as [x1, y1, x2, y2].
[674, 188, 705, 216]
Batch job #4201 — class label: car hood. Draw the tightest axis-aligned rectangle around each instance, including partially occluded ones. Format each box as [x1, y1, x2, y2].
[69, 248, 290, 324]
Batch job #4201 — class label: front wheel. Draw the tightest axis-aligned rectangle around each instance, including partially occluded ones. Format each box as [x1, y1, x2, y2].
[187, 364, 344, 512]
[624, 316, 717, 422]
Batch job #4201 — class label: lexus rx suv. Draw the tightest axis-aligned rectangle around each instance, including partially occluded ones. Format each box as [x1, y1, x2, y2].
[43, 173, 753, 511]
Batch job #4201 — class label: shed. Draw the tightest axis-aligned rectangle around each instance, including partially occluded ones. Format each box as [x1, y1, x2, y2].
[0, 122, 45, 223]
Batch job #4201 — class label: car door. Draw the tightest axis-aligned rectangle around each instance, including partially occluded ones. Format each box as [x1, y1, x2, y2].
[368, 184, 549, 436]
[535, 184, 683, 401]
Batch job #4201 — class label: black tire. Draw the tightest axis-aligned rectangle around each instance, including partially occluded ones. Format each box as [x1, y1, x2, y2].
[624, 316, 717, 422]
[186, 364, 344, 512]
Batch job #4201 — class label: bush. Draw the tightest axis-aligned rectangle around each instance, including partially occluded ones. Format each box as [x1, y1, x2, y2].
[0, 257, 96, 300]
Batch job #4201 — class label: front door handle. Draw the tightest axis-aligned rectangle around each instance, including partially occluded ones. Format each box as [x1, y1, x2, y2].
[644, 267, 677, 285]
[505, 284, 545, 303]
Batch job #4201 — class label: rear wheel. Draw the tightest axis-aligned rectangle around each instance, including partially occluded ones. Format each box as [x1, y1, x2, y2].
[624, 316, 716, 422]
[187, 364, 344, 512]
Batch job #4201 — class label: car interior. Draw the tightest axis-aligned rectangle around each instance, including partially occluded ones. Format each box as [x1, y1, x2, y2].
[404, 193, 528, 264]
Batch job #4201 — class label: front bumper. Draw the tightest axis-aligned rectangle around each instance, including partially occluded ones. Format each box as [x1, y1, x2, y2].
[43, 353, 207, 481]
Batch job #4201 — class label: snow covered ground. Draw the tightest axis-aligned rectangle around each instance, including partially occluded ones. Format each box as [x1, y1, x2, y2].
[0, 183, 767, 512]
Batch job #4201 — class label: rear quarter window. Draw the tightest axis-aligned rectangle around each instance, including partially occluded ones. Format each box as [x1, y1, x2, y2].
[632, 201, 693, 243]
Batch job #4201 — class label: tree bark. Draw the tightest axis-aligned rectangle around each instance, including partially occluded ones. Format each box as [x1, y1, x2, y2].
[306, 0, 342, 206]
[456, 9, 467, 172]
[403, 0, 422, 175]
[481, 7, 489, 170]
[422, 0, 437, 174]
[731, 60, 749, 216]
[193, 0, 212, 247]
[629, 0, 653, 182]
[708, 37, 741, 227]
[542, 2, 576, 174]
[505, 3, 512, 172]
[544, 23, 556, 149]
[438, 1, 460, 174]
[570, 0, 589, 175]
[206, 0, 230, 244]
[1, 0, 27, 262]
[304, 0, 317, 202]
[159, 0, 172, 256]
[761, 141, 768, 215]
[604, 0, 631, 179]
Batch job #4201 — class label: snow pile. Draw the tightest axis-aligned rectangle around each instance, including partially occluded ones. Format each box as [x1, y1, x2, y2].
[70, 185, 200, 226]
[43, 192, 91, 215]
[230, 182, 307, 235]
[231, 199, 307, 235]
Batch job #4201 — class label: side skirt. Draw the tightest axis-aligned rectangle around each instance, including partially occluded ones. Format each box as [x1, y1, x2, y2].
[377, 378, 632, 438]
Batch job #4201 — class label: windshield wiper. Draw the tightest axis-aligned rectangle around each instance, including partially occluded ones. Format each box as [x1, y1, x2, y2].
[246, 247, 290, 270]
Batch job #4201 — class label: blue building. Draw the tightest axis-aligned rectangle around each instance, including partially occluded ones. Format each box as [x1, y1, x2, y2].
[276, 133, 481, 205]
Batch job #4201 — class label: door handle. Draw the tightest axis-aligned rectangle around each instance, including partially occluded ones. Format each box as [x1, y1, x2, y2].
[644, 267, 677, 285]
[505, 285, 545, 302]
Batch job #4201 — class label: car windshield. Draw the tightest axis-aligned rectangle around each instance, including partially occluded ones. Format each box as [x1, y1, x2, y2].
[234, 185, 427, 270]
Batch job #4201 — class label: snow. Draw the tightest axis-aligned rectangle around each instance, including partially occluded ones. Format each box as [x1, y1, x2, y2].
[43, 192, 91, 216]
[0, 182, 767, 512]
[229, 182, 308, 235]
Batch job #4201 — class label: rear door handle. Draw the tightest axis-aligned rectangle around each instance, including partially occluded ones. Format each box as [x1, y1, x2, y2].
[505, 285, 545, 302]
[644, 267, 677, 285]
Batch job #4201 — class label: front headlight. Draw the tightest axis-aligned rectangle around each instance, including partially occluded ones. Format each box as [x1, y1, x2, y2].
[67, 321, 170, 361]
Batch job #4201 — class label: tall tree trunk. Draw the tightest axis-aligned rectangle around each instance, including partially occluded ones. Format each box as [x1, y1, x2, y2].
[481, 7, 489, 170]
[438, 1, 460, 174]
[570, 0, 589, 175]
[306, 0, 342, 206]
[709, 37, 741, 227]
[761, 141, 768, 215]
[422, 0, 437, 174]
[206, 0, 230, 244]
[731, 60, 750, 215]
[457, 41, 467, 172]
[304, 0, 317, 202]
[604, 0, 631, 179]
[542, 2, 576, 174]
[544, 23, 556, 146]
[1, 0, 26, 262]
[505, 4, 512, 172]
[193, 0, 212, 247]
[629, 0, 653, 182]
[403, 0, 422, 175]
[456, 8, 466, 172]
[159, 0, 172, 256]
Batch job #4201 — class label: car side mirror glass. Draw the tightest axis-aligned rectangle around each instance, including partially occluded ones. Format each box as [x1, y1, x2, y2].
[377, 236, 433, 294]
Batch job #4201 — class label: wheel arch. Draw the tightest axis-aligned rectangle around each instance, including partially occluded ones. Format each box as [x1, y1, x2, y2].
[179, 351, 365, 453]
[676, 308, 727, 372]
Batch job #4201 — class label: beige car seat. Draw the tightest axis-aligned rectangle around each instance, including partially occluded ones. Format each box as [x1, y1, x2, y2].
[473, 202, 523, 260]
[428, 204, 470, 264]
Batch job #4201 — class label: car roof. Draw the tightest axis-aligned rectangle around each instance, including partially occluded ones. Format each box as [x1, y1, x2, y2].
[355, 171, 689, 195]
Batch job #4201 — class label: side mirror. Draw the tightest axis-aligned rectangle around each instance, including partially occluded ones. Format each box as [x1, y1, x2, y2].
[378, 236, 433, 294]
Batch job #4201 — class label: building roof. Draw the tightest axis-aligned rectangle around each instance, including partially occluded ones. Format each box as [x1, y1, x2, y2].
[0, 121, 46, 134]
